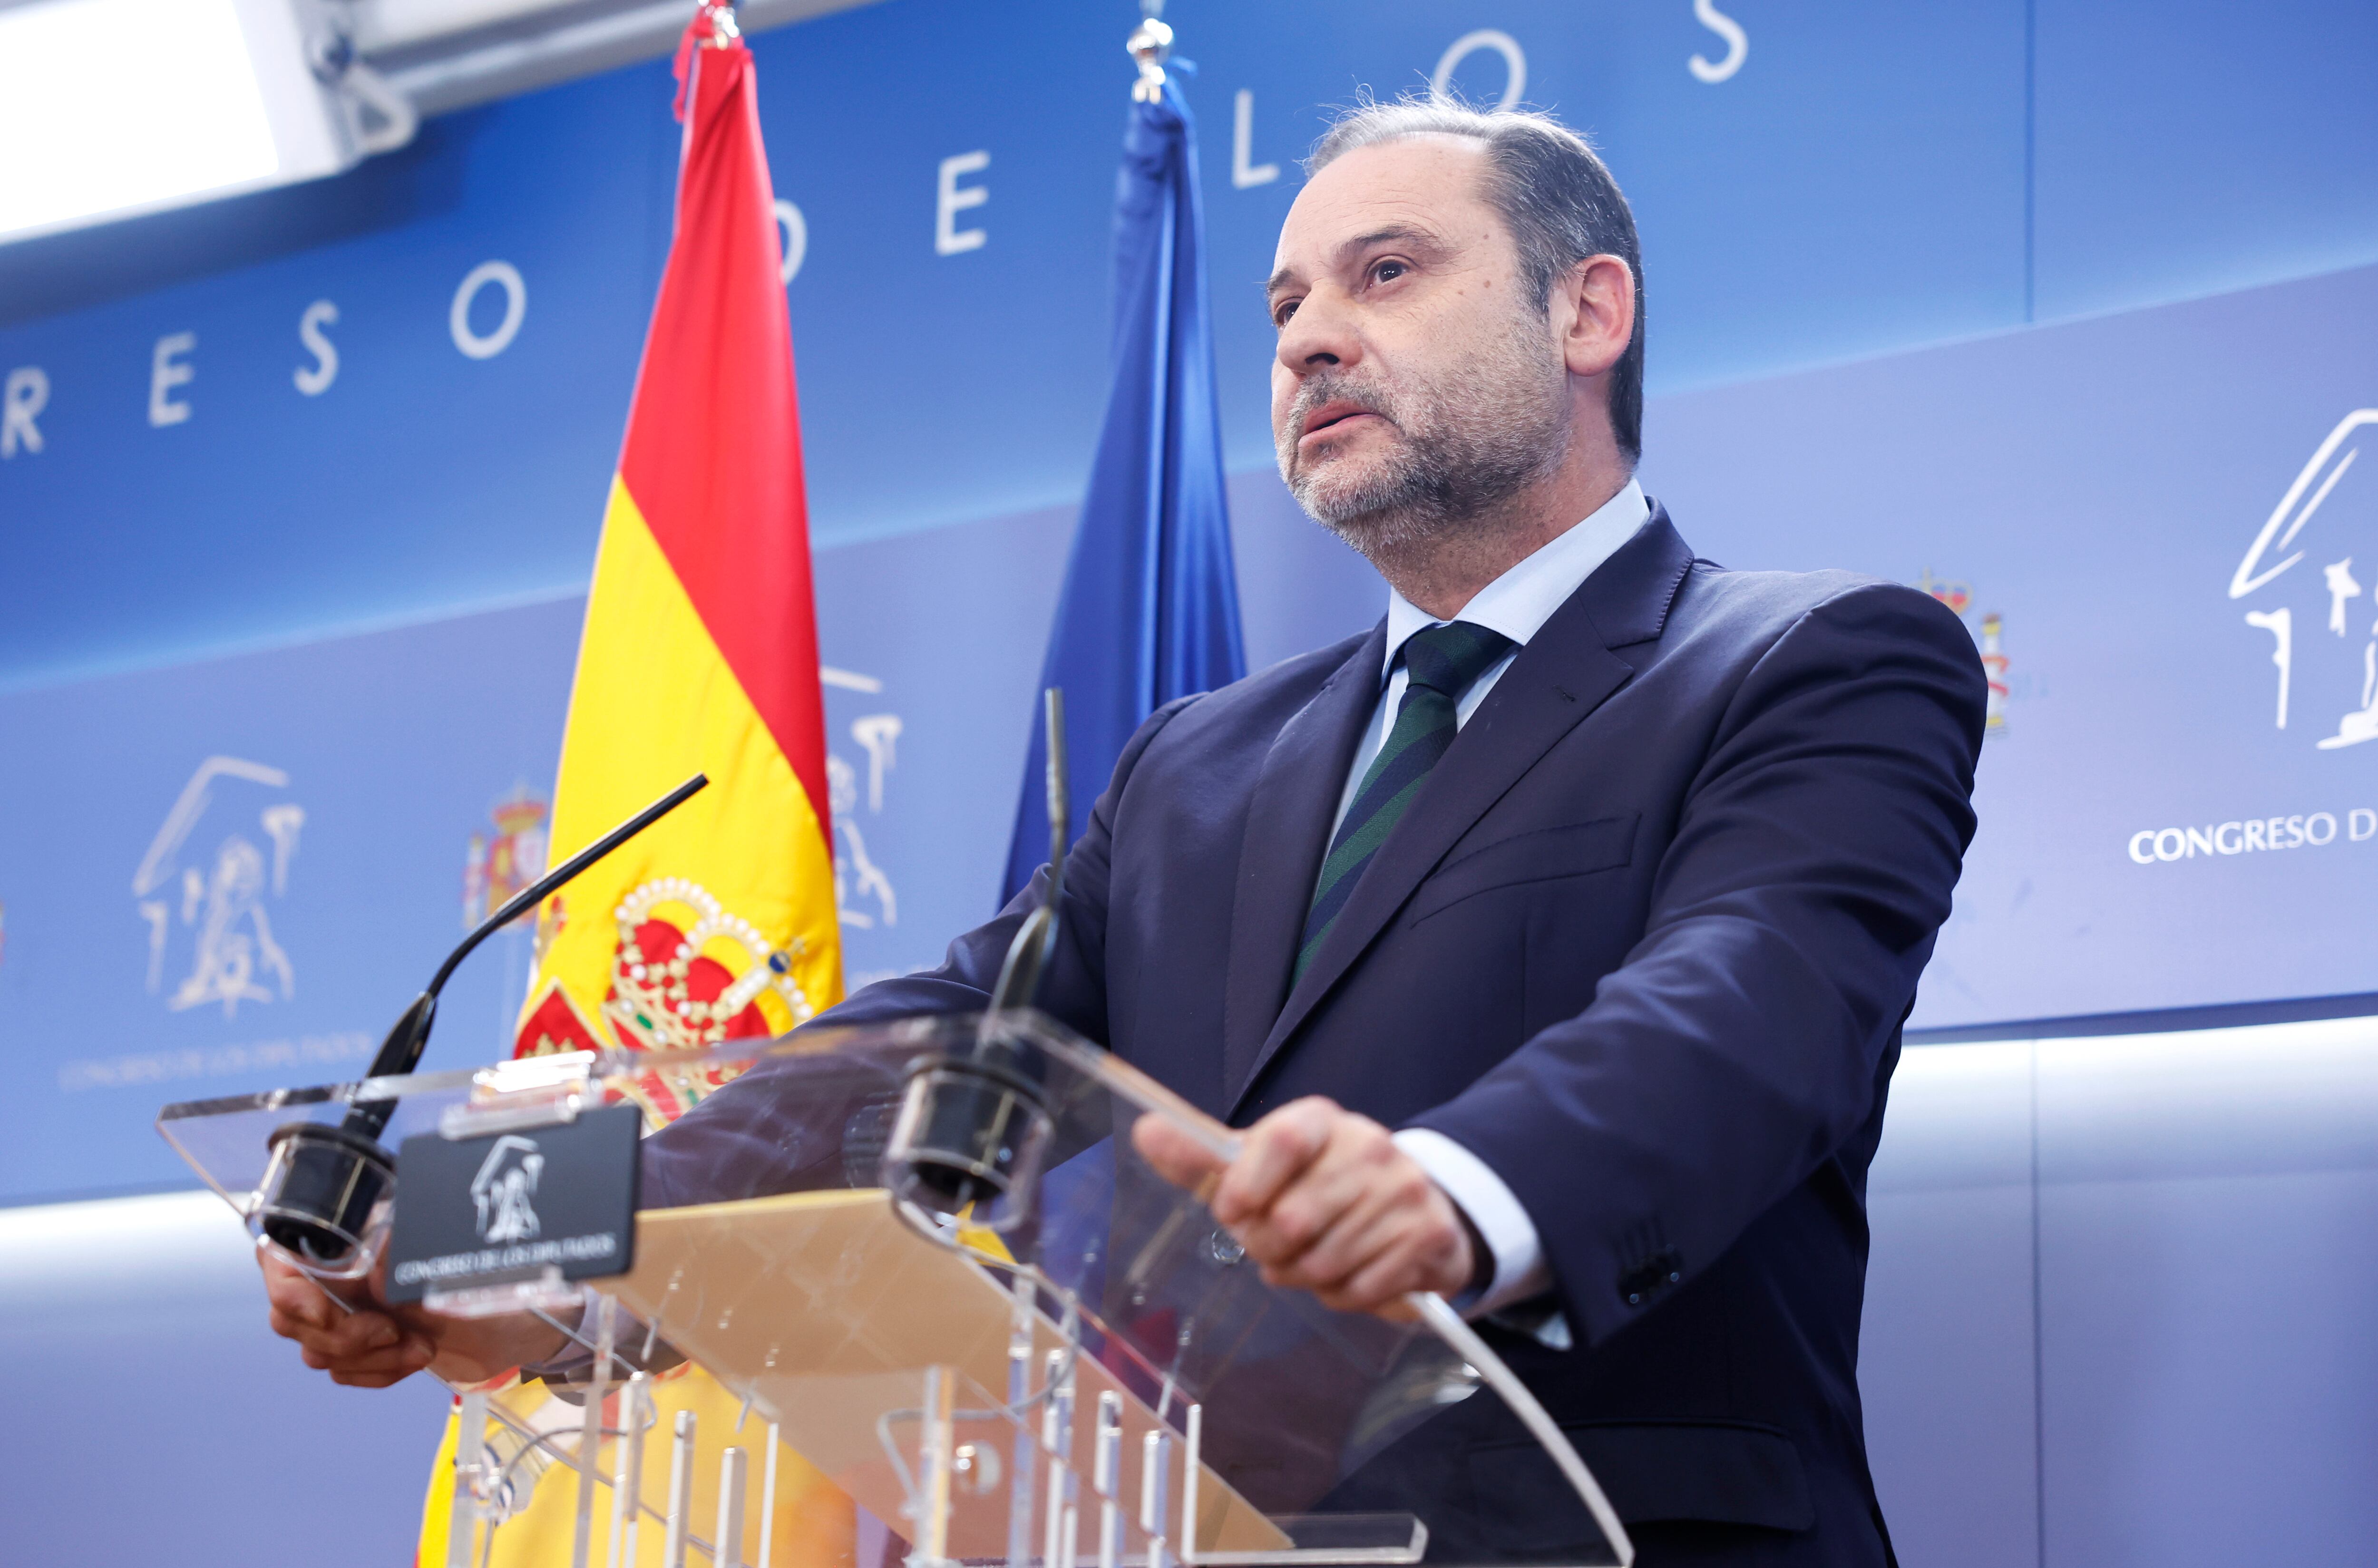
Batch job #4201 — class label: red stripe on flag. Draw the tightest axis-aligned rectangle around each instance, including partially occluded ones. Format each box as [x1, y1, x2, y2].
[618, 34, 830, 844]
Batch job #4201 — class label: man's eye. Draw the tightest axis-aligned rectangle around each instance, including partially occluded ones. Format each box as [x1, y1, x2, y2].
[1372, 260, 1408, 284]
[1273, 300, 1300, 328]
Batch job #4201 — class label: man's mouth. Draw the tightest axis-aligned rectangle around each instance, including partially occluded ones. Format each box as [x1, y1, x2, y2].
[1301, 399, 1381, 442]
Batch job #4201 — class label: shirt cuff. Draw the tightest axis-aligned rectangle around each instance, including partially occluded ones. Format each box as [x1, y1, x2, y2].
[1392, 1128, 1551, 1315]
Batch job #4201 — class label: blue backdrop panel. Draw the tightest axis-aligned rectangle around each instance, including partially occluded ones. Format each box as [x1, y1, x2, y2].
[10, 0, 2377, 694]
[0, 76, 665, 690]
[2035, 0, 2378, 321]
[1649, 260, 2378, 1028]
[0, 510, 1088, 1204]
[0, 600, 579, 1203]
[810, 501, 1072, 984]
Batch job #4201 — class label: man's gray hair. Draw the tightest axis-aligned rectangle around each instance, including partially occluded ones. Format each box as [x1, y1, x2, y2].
[1307, 97, 1645, 460]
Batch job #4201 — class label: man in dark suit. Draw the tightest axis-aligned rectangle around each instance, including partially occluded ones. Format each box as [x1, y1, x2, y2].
[823, 100, 1983, 1564]
[267, 98, 1978, 1566]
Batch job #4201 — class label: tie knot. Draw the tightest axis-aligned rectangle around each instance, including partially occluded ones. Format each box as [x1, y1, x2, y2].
[1401, 620, 1515, 700]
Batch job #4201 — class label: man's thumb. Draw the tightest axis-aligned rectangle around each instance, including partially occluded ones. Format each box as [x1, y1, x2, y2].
[1130, 1111, 1228, 1192]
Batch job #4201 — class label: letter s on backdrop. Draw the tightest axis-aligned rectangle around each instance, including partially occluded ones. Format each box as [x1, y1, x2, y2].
[294, 300, 338, 395]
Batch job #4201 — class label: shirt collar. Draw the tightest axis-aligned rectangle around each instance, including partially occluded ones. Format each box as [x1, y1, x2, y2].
[1379, 477, 1651, 679]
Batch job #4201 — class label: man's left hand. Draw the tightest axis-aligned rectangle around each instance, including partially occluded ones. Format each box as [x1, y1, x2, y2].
[1131, 1095, 1477, 1317]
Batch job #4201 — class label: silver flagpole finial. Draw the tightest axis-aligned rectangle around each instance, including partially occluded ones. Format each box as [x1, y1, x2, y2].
[1127, 9, 1173, 104]
[701, 0, 741, 45]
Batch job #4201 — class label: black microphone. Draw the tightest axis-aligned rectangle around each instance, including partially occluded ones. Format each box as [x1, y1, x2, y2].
[256, 772, 710, 1268]
[353, 771, 711, 1119]
[988, 686, 1070, 1014]
[882, 691, 1069, 1227]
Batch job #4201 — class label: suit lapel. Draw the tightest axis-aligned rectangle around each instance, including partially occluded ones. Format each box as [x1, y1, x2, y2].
[1218, 623, 1389, 1104]
[1225, 509, 1697, 1117]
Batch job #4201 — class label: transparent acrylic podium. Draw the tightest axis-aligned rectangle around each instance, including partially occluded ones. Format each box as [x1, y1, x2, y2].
[158, 1011, 1631, 1568]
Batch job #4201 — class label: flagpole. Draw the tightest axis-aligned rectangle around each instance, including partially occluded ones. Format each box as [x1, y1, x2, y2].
[1000, 0, 1244, 906]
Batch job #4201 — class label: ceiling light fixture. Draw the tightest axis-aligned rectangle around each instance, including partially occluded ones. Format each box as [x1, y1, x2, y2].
[0, 0, 414, 247]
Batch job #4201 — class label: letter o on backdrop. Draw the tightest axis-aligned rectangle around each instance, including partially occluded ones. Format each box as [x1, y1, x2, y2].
[775, 199, 809, 284]
[2154, 828, 2187, 862]
[1433, 29, 1527, 111]
[450, 261, 526, 360]
[2307, 811, 2338, 845]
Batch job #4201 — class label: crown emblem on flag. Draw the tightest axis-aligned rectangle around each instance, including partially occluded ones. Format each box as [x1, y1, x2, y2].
[514, 877, 816, 1120]
[604, 877, 814, 1052]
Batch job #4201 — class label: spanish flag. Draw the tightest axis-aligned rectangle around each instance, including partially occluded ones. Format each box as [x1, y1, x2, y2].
[416, 11, 850, 1565]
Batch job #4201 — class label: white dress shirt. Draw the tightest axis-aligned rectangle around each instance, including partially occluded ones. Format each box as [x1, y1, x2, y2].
[1328, 478, 1651, 1317]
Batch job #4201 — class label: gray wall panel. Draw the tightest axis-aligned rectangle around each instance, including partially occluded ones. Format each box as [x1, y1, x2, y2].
[2034, 1023, 2378, 1566]
[0, 1192, 450, 1566]
[1863, 1042, 2040, 1568]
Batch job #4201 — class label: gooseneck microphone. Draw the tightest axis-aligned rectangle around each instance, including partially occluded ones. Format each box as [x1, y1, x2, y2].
[883, 690, 1070, 1227]
[256, 773, 710, 1267]
[350, 771, 711, 1132]
[986, 687, 1070, 1015]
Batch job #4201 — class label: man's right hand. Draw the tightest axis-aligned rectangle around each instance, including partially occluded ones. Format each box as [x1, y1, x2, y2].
[262, 1247, 438, 1388]
[262, 1248, 573, 1389]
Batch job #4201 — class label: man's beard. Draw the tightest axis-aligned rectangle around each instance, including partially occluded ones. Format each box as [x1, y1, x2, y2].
[1277, 309, 1571, 559]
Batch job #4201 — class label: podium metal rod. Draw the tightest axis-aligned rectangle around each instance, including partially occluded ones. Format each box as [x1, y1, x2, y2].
[1140, 1430, 1170, 1568]
[573, 1293, 616, 1568]
[1006, 1271, 1037, 1568]
[916, 1366, 955, 1568]
[1093, 1392, 1122, 1568]
[1180, 1405, 1202, 1567]
[610, 1374, 649, 1568]
[1042, 1347, 1075, 1568]
[758, 1424, 781, 1568]
[663, 1409, 697, 1568]
[450, 1391, 488, 1568]
[716, 1446, 749, 1568]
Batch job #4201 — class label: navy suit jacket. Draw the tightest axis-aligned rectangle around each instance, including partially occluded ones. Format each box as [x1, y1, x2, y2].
[775, 508, 1981, 1562]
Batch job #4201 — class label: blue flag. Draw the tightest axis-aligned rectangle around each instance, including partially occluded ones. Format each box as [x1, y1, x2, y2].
[1002, 79, 1246, 903]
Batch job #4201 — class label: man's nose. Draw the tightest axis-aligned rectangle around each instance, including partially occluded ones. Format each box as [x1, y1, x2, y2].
[1275, 288, 1360, 377]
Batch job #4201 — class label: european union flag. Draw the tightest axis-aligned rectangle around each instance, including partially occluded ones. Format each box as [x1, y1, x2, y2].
[1002, 78, 1245, 903]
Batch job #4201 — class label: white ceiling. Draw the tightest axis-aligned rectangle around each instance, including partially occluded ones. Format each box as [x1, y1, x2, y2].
[346, 0, 885, 117]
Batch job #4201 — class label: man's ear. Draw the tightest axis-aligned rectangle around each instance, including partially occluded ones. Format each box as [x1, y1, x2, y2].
[1558, 254, 1635, 380]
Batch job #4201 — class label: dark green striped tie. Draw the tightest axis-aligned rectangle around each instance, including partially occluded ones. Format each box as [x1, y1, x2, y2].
[1295, 620, 1516, 985]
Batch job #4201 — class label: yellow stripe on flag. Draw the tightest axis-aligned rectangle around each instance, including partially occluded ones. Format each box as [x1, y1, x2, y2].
[529, 477, 841, 1046]
[418, 1375, 854, 1568]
